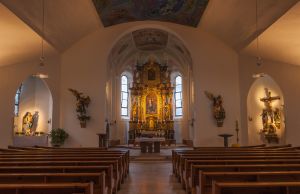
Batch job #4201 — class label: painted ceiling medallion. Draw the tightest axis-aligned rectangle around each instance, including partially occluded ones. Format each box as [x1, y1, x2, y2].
[92, 0, 209, 27]
[132, 29, 168, 51]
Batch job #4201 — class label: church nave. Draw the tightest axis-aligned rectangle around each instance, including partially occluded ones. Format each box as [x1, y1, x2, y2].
[118, 161, 185, 194]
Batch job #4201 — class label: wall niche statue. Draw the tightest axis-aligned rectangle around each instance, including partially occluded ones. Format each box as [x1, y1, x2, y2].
[22, 111, 39, 136]
[69, 89, 91, 128]
[205, 91, 226, 127]
[259, 88, 281, 144]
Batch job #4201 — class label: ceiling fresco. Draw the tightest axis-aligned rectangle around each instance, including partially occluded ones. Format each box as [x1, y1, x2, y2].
[109, 28, 192, 73]
[132, 29, 168, 51]
[92, 0, 209, 27]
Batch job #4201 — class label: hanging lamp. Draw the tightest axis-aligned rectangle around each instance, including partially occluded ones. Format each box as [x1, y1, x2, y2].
[33, 0, 48, 79]
[252, 0, 265, 79]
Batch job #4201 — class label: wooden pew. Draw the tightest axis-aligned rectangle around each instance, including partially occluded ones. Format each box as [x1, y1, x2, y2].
[0, 147, 130, 194]
[0, 172, 105, 194]
[0, 165, 114, 194]
[190, 164, 300, 194]
[0, 152, 129, 179]
[0, 160, 120, 189]
[0, 182, 93, 194]
[176, 154, 300, 179]
[172, 149, 300, 173]
[212, 181, 300, 194]
[0, 156, 125, 179]
[199, 171, 300, 194]
[2, 149, 129, 168]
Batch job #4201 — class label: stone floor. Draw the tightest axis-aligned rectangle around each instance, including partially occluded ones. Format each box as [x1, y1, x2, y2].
[118, 161, 185, 194]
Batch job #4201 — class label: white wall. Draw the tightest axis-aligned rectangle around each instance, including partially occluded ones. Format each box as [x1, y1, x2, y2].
[239, 54, 300, 146]
[0, 56, 61, 148]
[61, 21, 240, 147]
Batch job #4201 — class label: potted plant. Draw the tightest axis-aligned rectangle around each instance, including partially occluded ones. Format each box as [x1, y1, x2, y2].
[78, 115, 90, 128]
[49, 128, 69, 147]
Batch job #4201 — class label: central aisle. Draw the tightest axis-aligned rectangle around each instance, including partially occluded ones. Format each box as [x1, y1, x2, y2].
[118, 161, 185, 194]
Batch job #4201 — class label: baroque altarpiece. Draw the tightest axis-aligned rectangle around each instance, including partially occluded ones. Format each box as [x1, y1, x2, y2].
[128, 60, 175, 142]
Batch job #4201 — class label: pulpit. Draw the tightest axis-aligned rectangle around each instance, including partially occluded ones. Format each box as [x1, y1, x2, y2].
[218, 133, 233, 147]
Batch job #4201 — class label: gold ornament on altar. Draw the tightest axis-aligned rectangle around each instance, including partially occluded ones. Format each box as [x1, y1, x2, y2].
[128, 59, 175, 141]
[259, 88, 281, 144]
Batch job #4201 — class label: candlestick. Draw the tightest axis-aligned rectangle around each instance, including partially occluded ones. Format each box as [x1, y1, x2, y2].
[235, 120, 239, 144]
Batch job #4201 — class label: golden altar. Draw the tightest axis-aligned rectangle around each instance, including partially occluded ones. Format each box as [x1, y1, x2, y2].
[128, 59, 175, 143]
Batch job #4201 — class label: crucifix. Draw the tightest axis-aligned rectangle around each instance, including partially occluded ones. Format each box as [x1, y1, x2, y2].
[259, 88, 281, 144]
[260, 88, 280, 110]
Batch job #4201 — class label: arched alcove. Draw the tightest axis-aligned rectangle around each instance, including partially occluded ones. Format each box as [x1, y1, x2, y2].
[13, 76, 53, 146]
[247, 74, 285, 145]
[106, 27, 194, 144]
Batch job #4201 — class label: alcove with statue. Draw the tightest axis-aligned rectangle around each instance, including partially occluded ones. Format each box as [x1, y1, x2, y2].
[247, 74, 285, 145]
[13, 76, 53, 146]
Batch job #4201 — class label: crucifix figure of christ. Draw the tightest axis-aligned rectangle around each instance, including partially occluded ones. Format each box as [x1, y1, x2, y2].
[260, 88, 280, 111]
[259, 88, 281, 143]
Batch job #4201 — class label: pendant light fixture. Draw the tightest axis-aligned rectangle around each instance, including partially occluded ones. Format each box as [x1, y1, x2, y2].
[255, 0, 262, 67]
[33, 0, 48, 79]
[252, 0, 264, 79]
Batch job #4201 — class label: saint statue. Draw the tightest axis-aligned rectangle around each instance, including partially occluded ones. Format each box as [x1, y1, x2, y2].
[22, 112, 33, 135]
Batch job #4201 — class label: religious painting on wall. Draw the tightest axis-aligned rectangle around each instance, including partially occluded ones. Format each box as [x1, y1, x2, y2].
[146, 93, 157, 114]
[148, 68, 156, 81]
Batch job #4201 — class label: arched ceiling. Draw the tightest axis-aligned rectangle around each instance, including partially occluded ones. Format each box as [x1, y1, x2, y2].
[109, 28, 192, 74]
[92, 0, 209, 27]
[0, 0, 299, 67]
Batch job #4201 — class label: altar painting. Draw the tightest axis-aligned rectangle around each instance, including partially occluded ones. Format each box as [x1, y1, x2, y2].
[146, 93, 157, 114]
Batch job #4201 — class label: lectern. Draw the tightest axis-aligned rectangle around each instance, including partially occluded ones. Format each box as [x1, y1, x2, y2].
[218, 133, 233, 147]
[97, 133, 107, 148]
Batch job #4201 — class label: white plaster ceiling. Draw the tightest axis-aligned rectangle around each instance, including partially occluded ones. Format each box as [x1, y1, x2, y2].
[243, 1, 300, 66]
[0, 0, 300, 67]
[1, 0, 100, 52]
[0, 3, 55, 67]
[200, 0, 298, 51]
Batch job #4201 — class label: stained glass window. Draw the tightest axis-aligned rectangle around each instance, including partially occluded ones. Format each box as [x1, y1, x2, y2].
[121, 75, 129, 116]
[175, 76, 183, 116]
[14, 84, 22, 116]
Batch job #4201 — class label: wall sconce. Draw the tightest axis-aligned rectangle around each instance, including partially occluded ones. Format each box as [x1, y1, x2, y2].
[252, 73, 266, 79]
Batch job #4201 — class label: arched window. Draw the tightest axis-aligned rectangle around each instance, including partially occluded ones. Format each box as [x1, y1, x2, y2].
[175, 75, 183, 116]
[14, 84, 22, 116]
[121, 75, 129, 116]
